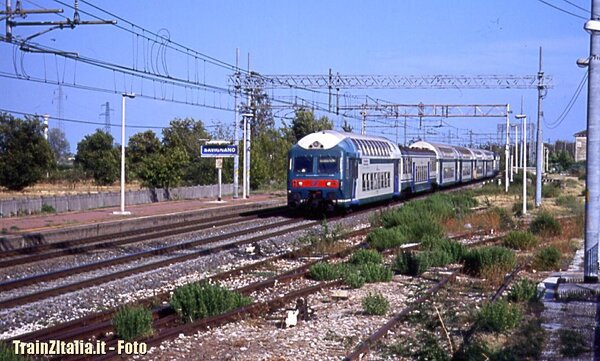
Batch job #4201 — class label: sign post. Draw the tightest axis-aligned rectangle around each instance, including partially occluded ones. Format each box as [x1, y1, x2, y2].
[201, 141, 236, 202]
[216, 158, 223, 201]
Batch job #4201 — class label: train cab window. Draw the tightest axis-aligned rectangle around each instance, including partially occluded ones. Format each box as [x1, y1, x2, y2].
[317, 156, 339, 174]
[293, 156, 313, 174]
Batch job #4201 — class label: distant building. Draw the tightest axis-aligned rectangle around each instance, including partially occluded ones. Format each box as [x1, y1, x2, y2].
[574, 130, 587, 162]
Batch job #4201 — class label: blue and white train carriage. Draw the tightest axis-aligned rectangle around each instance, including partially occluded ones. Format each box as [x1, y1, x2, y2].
[287, 130, 499, 210]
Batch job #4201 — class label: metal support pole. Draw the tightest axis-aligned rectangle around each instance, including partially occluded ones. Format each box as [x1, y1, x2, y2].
[5, 0, 12, 42]
[233, 49, 239, 199]
[505, 105, 510, 193]
[519, 114, 527, 216]
[514, 125, 518, 176]
[535, 47, 545, 207]
[247, 117, 251, 198]
[218, 165, 222, 202]
[114, 93, 134, 215]
[510, 154, 514, 182]
[242, 113, 247, 199]
[584, 0, 600, 282]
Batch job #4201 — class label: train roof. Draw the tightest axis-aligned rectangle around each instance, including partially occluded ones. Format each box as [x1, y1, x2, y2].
[409, 141, 495, 161]
[296, 130, 401, 158]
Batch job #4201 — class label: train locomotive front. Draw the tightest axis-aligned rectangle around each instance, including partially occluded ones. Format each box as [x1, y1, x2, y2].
[287, 131, 348, 210]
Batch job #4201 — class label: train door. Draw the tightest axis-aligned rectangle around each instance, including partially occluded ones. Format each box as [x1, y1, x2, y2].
[393, 159, 399, 195]
[349, 158, 359, 199]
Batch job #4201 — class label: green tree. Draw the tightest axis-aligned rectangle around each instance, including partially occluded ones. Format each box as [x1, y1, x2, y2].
[127, 130, 161, 179]
[48, 128, 71, 163]
[0, 113, 54, 191]
[241, 84, 274, 138]
[287, 109, 333, 143]
[250, 128, 292, 189]
[162, 118, 214, 185]
[75, 130, 119, 185]
[137, 146, 189, 198]
[551, 150, 574, 172]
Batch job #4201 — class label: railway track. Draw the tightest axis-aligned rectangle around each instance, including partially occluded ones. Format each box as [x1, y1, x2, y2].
[0, 206, 287, 267]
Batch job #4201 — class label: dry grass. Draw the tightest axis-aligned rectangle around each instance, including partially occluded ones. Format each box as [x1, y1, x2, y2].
[443, 211, 502, 235]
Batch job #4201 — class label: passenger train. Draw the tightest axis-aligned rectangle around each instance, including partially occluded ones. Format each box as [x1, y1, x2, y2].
[287, 130, 499, 210]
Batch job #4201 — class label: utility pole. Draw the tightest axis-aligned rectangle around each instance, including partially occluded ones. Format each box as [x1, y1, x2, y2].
[583, 0, 600, 283]
[505, 105, 510, 193]
[360, 106, 367, 135]
[535, 47, 546, 207]
[516, 113, 527, 215]
[233, 49, 240, 199]
[513, 124, 519, 178]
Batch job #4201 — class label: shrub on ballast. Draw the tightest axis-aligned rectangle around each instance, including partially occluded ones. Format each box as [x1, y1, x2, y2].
[170, 281, 252, 323]
[420, 236, 465, 264]
[112, 306, 153, 341]
[393, 251, 430, 276]
[530, 212, 562, 237]
[308, 262, 342, 281]
[508, 279, 540, 303]
[357, 263, 393, 283]
[503, 231, 539, 251]
[366, 227, 409, 251]
[0, 343, 26, 361]
[343, 272, 365, 289]
[349, 249, 383, 265]
[533, 246, 561, 271]
[489, 206, 515, 231]
[362, 292, 389, 316]
[462, 246, 516, 277]
[476, 300, 522, 333]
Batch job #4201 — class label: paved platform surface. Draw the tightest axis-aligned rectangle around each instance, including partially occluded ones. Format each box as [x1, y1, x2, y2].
[0, 193, 286, 236]
[540, 242, 600, 360]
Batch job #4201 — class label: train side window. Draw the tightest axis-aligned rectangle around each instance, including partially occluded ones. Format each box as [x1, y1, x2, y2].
[317, 156, 339, 174]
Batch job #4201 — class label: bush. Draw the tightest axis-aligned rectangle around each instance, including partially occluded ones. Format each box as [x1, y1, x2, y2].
[349, 249, 382, 265]
[529, 212, 562, 236]
[462, 246, 516, 277]
[533, 246, 561, 271]
[393, 251, 429, 276]
[362, 293, 389, 315]
[40, 203, 55, 213]
[308, 262, 342, 281]
[555, 195, 580, 210]
[542, 182, 561, 198]
[476, 300, 522, 333]
[494, 320, 546, 360]
[503, 231, 538, 250]
[421, 236, 465, 264]
[508, 279, 540, 303]
[112, 306, 153, 340]
[366, 227, 409, 251]
[559, 329, 590, 357]
[0, 343, 26, 361]
[357, 263, 393, 283]
[343, 272, 365, 289]
[170, 282, 252, 323]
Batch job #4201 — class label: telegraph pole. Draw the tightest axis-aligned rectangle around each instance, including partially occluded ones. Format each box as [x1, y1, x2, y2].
[535, 47, 546, 207]
[505, 105, 510, 193]
[584, 0, 600, 283]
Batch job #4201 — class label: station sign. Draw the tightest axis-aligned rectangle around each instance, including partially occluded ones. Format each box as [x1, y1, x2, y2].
[200, 144, 237, 158]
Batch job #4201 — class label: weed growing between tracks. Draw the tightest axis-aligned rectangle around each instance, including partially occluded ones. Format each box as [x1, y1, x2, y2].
[0, 343, 26, 361]
[170, 282, 252, 323]
[112, 306, 154, 340]
[362, 293, 389, 316]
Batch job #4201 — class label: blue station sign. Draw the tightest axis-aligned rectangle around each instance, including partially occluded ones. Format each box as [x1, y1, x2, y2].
[200, 144, 238, 158]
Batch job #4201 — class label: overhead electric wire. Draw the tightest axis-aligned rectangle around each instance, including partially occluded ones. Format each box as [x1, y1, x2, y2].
[560, 0, 589, 13]
[545, 71, 588, 129]
[534, 0, 588, 20]
[0, 107, 167, 129]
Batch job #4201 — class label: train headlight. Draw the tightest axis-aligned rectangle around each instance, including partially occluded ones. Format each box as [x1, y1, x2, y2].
[298, 181, 303, 187]
[326, 181, 332, 187]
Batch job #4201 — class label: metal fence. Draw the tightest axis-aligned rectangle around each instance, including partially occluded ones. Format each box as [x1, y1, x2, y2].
[0, 184, 233, 218]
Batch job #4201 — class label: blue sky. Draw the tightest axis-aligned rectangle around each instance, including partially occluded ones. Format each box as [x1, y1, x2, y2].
[0, 0, 592, 151]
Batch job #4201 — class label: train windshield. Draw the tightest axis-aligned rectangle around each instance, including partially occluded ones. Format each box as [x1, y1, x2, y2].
[317, 156, 339, 174]
[294, 156, 313, 174]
